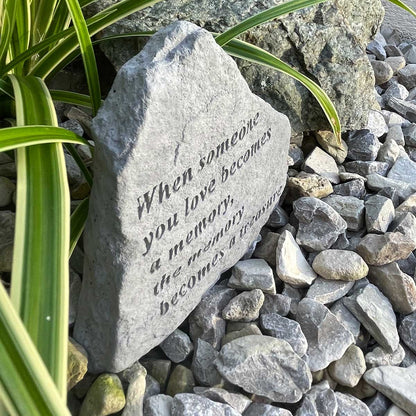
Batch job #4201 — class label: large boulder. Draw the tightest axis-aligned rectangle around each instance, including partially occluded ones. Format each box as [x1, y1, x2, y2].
[87, 0, 384, 132]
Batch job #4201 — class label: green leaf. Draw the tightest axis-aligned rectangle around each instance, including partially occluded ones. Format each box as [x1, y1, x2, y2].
[0, 125, 89, 152]
[70, 197, 89, 256]
[0, 283, 70, 416]
[31, 0, 59, 46]
[0, 0, 17, 67]
[8, 75, 70, 398]
[387, 0, 416, 18]
[50, 89, 96, 108]
[223, 38, 341, 142]
[64, 0, 101, 115]
[216, 0, 327, 46]
[65, 143, 93, 187]
[10, 0, 30, 73]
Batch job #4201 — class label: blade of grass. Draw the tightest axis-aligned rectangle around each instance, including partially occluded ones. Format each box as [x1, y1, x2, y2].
[216, 0, 327, 46]
[387, 0, 416, 18]
[9, 74, 70, 398]
[65, 143, 93, 187]
[70, 197, 89, 256]
[64, 0, 101, 115]
[31, 0, 59, 45]
[0, 0, 17, 67]
[223, 38, 341, 142]
[10, 0, 30, 73]
[0, 283, 70, 416]
[50, 90, 96, 108]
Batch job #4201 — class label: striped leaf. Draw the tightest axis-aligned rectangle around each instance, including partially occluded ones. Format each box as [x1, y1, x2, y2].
[387, 0, 416, 18]
[70, 197, 89, 256]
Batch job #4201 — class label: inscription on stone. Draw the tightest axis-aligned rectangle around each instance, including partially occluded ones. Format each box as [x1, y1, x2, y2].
[74, 21, 290, 372]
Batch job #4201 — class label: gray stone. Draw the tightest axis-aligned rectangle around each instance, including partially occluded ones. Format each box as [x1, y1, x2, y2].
[0, 162, 16, 178]
[365, 344, 405, 368]
[322, 195, 365, 231]
[386, 125, 405, 145]
[356, 232, 416, 266]
[388, 157, 416, 185]
[260, 294, 291, 317]
[335, 392, 372, 416]
[296, 381, 337, 416]
[260, 313, 308, 357]
[288, 144, 304, 168]
[166, 365, 195, 397]
[245, 403, 292, 416]
[384, 404, 411, 416]
[194, 387, 251, 414]
[345, 161, 389, 176]
[191, 339, 222, 387]
[0, 177, 15, 207]
[60, 119, 84, 137]
[368, 263, 416, 314]
[396, 192, 416, 216]
[398, 64, 416, 89]
[368, 38, 387, 60]
[397, 252, 416, 275]
[296, 298, 354, 372]
[253, 230, 279, 266]
[333, 179, 366, 199]
[267, 205, 289, 229]
[160, 329, 193, 363]
[330, 301, 361, 340]
[403, 44, 416, 64]
[303, 147, 340, 184]
[144, 375, 160, 400]
[214, 335, 311, 403]
[315, 131, 348, 164]
[189, 286, 237, 350]
[87, 0, 383, 134]
[306, 278, 354, 305]
[403, 124, 416, 146]
[282, 284, 304, 316]
[364, 392, 391, 416]
[141, 360, 171, 391]
[386, 56, 407, 74]
[388, 97, 416, 122]
[287, 172, 334, 200]
[383, 83, 409, 106]
[228, 259, 275, 294]
[143, 395, 173, 416]
[275, 230, 317, 288]
[328, 345, 366, 387]
[399, 312, 416, 354]
[122, 363, 147, 416]
[401, 344, 416, 368]
[69, 270, 81, 326]
[365, 110, 389, 138]
[241, 234, 262, 260]
[365, 195, 395, 233]
[171, 393, 240, 416]
[366, 174, 416, 201]
[293, 197, 347, 252]
[385, 44, 403, 57]
[377, 139, 400, 167]
[364, 365, 416, 415]
[346, 130, 381, 161]
[74, 21, 290, 372]
[372, 60, 394, 85]
[67, 338, 88, 391]
[221, 324, 262, 347]
[344, 284, 399, 352]
[378, 187, 401, 208]
[222, 289, 264, 322]
[312, 249, 368, 281]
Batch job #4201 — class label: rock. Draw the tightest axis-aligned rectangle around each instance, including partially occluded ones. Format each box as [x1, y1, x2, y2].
[245, 403, 292, 416]
[296, 381, 337, 416]
[384, 404, 411, 416]
[345, 161, 389, 176]
[260, 313, 308, 357]
[334, 392, 372, 416]
[344, 284, 399, 352]
[166, 365, 195, 397]
[336, 377, 377, 400]
[312, 249, 368, 281]
[189, 286, 237, 350]
[386, 56, 407, 74]
[222, 289, 264, 322]
[306, 278, 355, 305]
[214, 335, 311, 402]
[296, 298, 354, 372]
[401, 344, 416, 367]
[365, 195, 395, 233]
[388, 157, 416, 185]
[74, 21, 290, 372]
[287, 172, 334, 200]
[398, 64, 416, 89]
[383, 82, 409, 104]
[0, 177, 15, 207]
[322, 195, 365, 231]
[143, 394, 173, 416]
[364, 392, 391, 416]
[366, 173, 416, 200]
[328, 345, 366, 387]
[388, 97, 416, 122]
[288, 144, 304, 168]
[79, 374, 126, 416]
[386, 125, 405, 146]
[403, 124, 416, 146]
[377, 138, 400, 167]
[303, 147, 340, 184]
[68, 338, 88, 391]
[221, 324, 262, 347]
[364, 365, 416, 415]
[399, 312, 416, 354]
[293, 197, 347, 252]
[61, 119, 84, 137]
[191, 339, 222, 387]
[267, 205, 289, 228]
[396, 192, 416, 215]
[330, 301, 361, 340]
[253, 230, 279, 266]
[333, 179, 366, 199]
[368, 263, 416, 314]
[228, 259, 275, 294]
[122, 364, 146, 416]
[142, 360, 171, 391]
[403, 44, 416, 64]
[397, 252, 416, 275]
[282, 284, 304, 316]
[366, 110, 389, 138]
[194, 387, 251, 414]
[144, 374, 160, 400]
[356, 232, 416, 266]
[365, 344, 405, 368]
[69, 270, 81, 325]
[315, 131, 348, 164]
[378, 187, 401, 208]
[260, 294, 291, 317]
[371, 60, 394, 85]
[160, 329, 193, 363]
[368, 36, 387, 60]
[171, 393, 240, 416]
[275, 230, 317, 287]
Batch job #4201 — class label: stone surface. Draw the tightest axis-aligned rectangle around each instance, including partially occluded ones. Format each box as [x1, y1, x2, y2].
[365, 344, 405, 368]
[306, 278, 354, 305]
[365, 195, 395, 233]
[315, 131, 348, 164]
[142, 359, 171, 391]
[166, 365, 195, 397]
[334, 392, 372, 416]
[143, 395, 173, 416]
[356, 232, 416, 266]
[390, 212, 416, 244]
[191, 339, 222, 387]
[323, 195, 365, 231]
[222, 289, 264, 322]
[160, 329, 193, 363]
[171, 393, 240, 416]
[396, 193, 416, 216]
[344, 284, 399, 352]
[260, 294, 291, 317]
[194, 387, 251, 414]
[312, 250, 368, 281]
[364, 365, 416, 415]
[367, 174, 416, 200]
[371, 60, 394, 85]
[287, 172, 333, 200]
[388, 97, 416, 122]
[260, 313, 308, 357]
[399, 312, 416, 354]
[388, 157, 416, 185]
[221, 324, 262, 346]
[333, 179, 366, 199]
[214, 335, 311, 402]
[398, 64, 416, 89]
[296, 381, 337, 416]
[245, 403, 292, 416]
[364, 392, 391, 416]
[275, 230, 317, 287]
[74, 21, 290, 373]
[253, 229, 279, 266]
[122, 363, 147, 416]
[368, 263, 416, 314]
[296, 298, 354, 372]
[294, 197, 347, 252]
[303, 147, 340, 184]
[228, 259, 275, 294]
[347, 130, 381, 161]
[0, 177, 15, 207]
[267, 205, 289, 228]
[384, 404, 411, 416]
[345, 161, 389, 177]
[365, 110, 389, 138]
[330, 301, 361, 340]
[68, 338, 88, 391]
